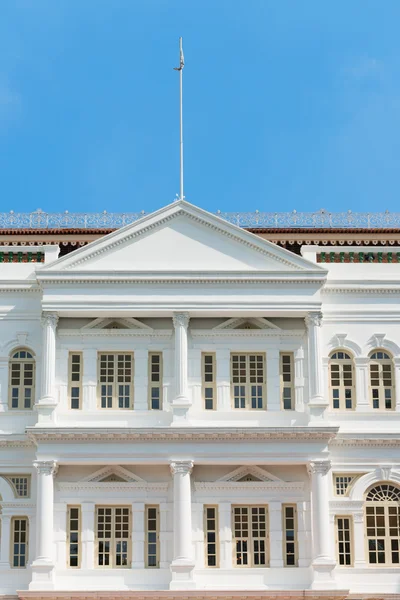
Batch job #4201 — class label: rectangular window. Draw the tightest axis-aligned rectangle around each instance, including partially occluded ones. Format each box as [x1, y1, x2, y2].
[202, 353, 216, 410]
[149, 353, 162, 410]
[9, 357, 35, 409]
[69, 353, 82, 409]
[96, 506, 131, 568]
[231, 354, 266, 410]
[11, 517, 28, 568]
[233, 505, 268, 567]
[98, 353, 134, 409]
[336, 516, 352, 566]
[68, 506, 81, 568]
[204, 505, 219, 567]
[280, 353, 294, 410]
[283, 504, 297, 566]
[334, 475, 354, 496]
[9, 476, 30, 497]
[145, 505, 159, 568]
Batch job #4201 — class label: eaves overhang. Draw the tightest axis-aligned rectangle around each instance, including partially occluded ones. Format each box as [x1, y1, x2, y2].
[26, 426, 339, 445]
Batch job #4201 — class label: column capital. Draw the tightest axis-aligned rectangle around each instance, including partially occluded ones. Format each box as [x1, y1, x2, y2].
[41, 312, 59, 329]
[172, 312, 190, 330]
[307, 459, 331, 476]
[33, 460, 58, 477]
[305, 311, 323, 329]
[170, 460, 193, 476]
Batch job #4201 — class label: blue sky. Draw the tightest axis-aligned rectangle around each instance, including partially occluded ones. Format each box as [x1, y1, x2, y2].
[1, 1, 400, 215]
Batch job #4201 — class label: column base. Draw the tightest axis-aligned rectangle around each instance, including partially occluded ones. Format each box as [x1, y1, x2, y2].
[308, 398, 329, 420]
[29, 559, 55, 590]
[34, 401, 57, 424]
[170, 559, 196, 590]
[171, 399, 192, 426]
[311, 558, 337, 590]
[0, 561, 10, 569]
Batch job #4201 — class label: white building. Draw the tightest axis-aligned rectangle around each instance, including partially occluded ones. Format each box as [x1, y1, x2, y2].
[1, 199, 400, 600]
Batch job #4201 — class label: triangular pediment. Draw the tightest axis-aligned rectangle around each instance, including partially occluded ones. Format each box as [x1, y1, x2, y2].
[41, 201, 325, 275]
[214, 317, 280, 331]
[79, 466, 145, 483]
[217, 466, 282, 483]
[82, 317, 152, 331]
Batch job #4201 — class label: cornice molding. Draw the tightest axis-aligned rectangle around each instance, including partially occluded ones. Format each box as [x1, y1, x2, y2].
[57, 481, 169, 492]
[0, 436, 34, 449]
[323, 285, 400, 295]
[191, 329, 305, 339]
[26, 426, 339, 445]
[194, 481, 304, 492]
[332, 434, 400, 448]
[58, 329, 173, 338]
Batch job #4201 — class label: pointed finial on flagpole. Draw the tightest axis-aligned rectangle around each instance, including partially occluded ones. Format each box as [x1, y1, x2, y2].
[173, 37, 185, 201]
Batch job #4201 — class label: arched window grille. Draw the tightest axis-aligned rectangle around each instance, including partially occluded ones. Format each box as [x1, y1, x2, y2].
[369, 350, 394, 410]
[9, 349, 35, 410]
[329, 351, 355, 410]
[366, 483, 400, 565]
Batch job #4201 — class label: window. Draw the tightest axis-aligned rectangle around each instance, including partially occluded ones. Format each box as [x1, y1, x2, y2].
[69, 353, 82, 409]
[67, 506, 81, 568]
[9, 349, 35, 410]
[231, 354, 266, 409]
[149, 353, 162, 410]
[280, 353, 294, 410]
[204, 505, 219, 567]
[233, 505, 268, 566]
[334, 475, 354, 496]
[202, 353, 216, 410]
[11, 517, 28, 568]
[369, 351, 394, 410]
[96, 506, 131, 567]
[9, 476, 30, 498]
[366, 484, 400, 565]
[336, 516, 352, 566]
[329, 351, 354, 410]
[283, 504, 297, 566]
[145, 505, 159, 568]
[98, 353, 134, 409]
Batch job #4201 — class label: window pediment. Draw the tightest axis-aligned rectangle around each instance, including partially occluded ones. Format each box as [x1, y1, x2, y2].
[216, 466, 282, 483]
[214, 317, 280, 331]
[79, 466, 145, 483]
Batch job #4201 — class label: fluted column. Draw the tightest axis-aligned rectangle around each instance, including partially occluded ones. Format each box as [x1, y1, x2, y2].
[39, 312, 59, 406]
[30, 460, 57, 590]
[308, 460, 336, 589]
[305, 312, 327, 412]
[170, 460, 195, 589]
[172, 313, 190, 406]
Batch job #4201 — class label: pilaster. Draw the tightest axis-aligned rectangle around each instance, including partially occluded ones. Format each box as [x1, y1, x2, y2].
[82, 348, 98, 411]
[0, 357, 9, 412]
[133, 349, 148, 411]
[294, 346, 305, 411]
[216, 348, 231, 411]
[36, 312, 59, 422]
[269, 501, 284, 567]
[266, 348, 280, 411]
[306, 312, 328, 418]
[219, 501, 233, 569]
[0, 514, 11, 567]
[81, 502, 95, 569]
[355, 357, 370, 411]
[131, 502, 145, 568]
[171, 312, 191, 425]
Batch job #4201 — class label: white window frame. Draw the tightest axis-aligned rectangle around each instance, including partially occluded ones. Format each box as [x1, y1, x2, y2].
[232, 505, 269, 567]
[11, 516, 29, 568]
[369, 350, 395, 410]
[365, 483, 400, 566]
[145, 504, 160, 568]
[329, 350, 355, 410]
[97, 353, 134, 409]
[68, 352, 83, 410]
[333, 474, 357, 497]
[231, 353, 266, 410]
[148, 353, 163, 410]
[6, 475, 30, 498]
[282, 504, 297, 566]
[280, 352, 294, 410]
[67, 505, 81, 568]
[204, 504, 219, 567]
[202, 353, 216, 410]
[335, 515, 353, 566]
[96, 506, 131, 568]
[8, 348, 35, 410]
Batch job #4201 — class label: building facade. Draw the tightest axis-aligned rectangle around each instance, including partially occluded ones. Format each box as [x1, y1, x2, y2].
[1, 200, 400, 600]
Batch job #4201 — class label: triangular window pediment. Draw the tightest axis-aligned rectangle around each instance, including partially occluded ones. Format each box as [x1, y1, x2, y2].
[82, 317, 152, 331]
[79, 466, 145, 483]
[100, 474, 126, 482]
[217, 466, 282, 483]
[214, 317, 280, 331]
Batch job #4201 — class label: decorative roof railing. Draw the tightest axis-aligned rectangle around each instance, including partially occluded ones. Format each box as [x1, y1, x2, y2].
[1, 208, 400, 230]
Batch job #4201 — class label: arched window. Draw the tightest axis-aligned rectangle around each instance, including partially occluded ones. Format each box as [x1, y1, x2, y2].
[329, 351, 355, 410]
[366, 483, 400, 565]
[9, 349, 35, 410]
[369, 350, 394, 410]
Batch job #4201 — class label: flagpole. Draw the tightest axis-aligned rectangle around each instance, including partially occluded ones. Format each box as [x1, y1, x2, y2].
[174, 37, 185, 201]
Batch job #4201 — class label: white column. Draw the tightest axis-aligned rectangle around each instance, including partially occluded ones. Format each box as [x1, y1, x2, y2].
[170, 460, 195, 589]
[131, 502, 145, 568]
[57, 348, 68, 411]
[82, 348, 97, 411]
[54, 503, 67, 567]
[0, 514, 11, 567]
[269, 501, 284, 567]
[188, 349, 202, 412]
[30, 460, 57, 590]
[159, 501, 171, 568]
[38, 313, 59, 406]
[81, 502, 95, 569]
[296, 500, 311, 567]
[266, 348, 280, 411]
[305, 312, 328, 413]
[394, 358, 400, 411]
[294, 346, 305, 411]
[216, 348, 231, 411]
[172, 313, 190, 406]
[353, 511, 367, 568]
[219, 502, 233, 568]
[133, 350, 148, 411]
[308, 460, 336, 590]
[0, 357, 9, 412]
[355, 357, 370, 411]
